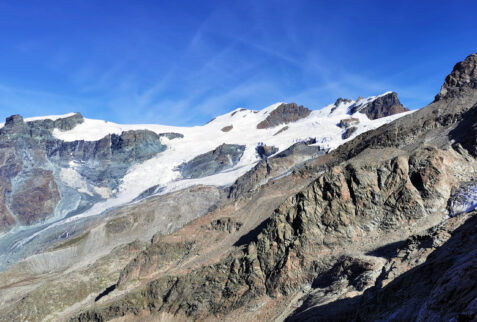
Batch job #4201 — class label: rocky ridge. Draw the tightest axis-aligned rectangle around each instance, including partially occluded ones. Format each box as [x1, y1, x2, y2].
[69, 54, 477, 321]
[350, 92, 409, 120]
[256, 103, 312, 129]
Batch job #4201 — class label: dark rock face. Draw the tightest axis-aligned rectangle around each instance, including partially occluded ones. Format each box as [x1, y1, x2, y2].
[342, 126, 357, 139]
[435, 53, 477, 101]
[339, 118, 360, 139]
[334, 98, 352, 106]
[449, 102, 477, 157]
[337, 118, 359, 129]
[350, 92, 409, 119]
[178, 144, 246, 179]
[311, 256, 376, 291]
[331, 98, 353, 114]
[257, 103, 311, 129]
[256, 144, 278, 159]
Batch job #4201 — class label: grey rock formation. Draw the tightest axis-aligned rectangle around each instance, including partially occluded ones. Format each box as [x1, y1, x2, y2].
[334, 98, 352, 106]
[256, 144, 278, 159]
[350, 92, 409, 119]
[338, 118, 360, 139]
[178, 143, 246, 179]
[0, 114, 168, 233]
[47, 130, 166, 187]
[274, 141, 322, 159]
[337, 118, 359, 129]
[435, 53, 477, 101]
[342, 126, 357, 139]
[221, 125, 233, 132]
[257, 103, 311, 129]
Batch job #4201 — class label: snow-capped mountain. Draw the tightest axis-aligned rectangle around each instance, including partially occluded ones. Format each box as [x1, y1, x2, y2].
[44, 93, 409, 223]
[0, 91, 410, 269]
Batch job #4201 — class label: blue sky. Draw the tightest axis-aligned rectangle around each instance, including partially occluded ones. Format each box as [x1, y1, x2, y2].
[0, 0, 476, 125]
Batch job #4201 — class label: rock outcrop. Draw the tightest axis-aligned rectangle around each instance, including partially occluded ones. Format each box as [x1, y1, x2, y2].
[350, 92, 409, 119]
[209, 217, 243, 233]
[256, 144, 278, 159]
[10, 169, 60, 225]
[337, 118, 359, 129]
[221, 125, 233, 132]
[0, 114, 168, 233]
[178, 144, 246, 179]
[342, 126, 357, 139]
[257, 103, 311, 129]
[435, 53, 477, 101]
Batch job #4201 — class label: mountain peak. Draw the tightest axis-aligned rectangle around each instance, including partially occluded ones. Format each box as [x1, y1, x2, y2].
[334, 98, 353, 106]
[350, 91, 409, 119]
[435, 53, 477, 101]
[5, 114, 24, 126]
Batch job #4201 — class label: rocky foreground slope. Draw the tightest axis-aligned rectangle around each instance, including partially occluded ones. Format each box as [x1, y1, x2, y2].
[68, 54, 477, 322]
[1, 54, 477, 321]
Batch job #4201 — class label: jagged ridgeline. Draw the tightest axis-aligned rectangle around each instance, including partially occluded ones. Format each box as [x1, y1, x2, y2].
[0, 54, 476, 322]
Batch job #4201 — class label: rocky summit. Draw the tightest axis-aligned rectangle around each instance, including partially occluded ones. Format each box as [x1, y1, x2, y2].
[1, 54, 477, 322]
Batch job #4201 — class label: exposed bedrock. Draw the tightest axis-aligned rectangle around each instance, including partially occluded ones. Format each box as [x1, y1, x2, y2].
[257, 103, 311, 129]
[350, 92, 409, 119]
[337, 117, 359, 129]
[342, 126, 357, 139]
[10, 168, 60, 225]
[178, 143, 246, 179]
[435, 53, 477, 101]
[0, 114, 169, 233]
[46, 129, 166, 187]
[256, 144, 278, 159]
